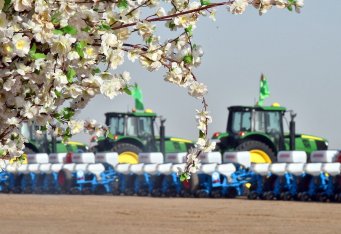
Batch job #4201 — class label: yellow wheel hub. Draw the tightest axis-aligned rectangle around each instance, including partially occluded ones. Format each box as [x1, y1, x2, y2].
[250, 149, 272, 163]
[118, 151, 139, 164]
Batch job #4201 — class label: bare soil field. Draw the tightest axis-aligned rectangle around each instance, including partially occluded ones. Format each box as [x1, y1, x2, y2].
[0, 195, 340, 234]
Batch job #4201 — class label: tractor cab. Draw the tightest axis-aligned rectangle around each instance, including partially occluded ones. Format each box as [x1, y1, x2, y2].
[227, 106, 286, 151]
[21, 122, 88, 154]
[105, 111, 158, 152]
[95, 110, 193, 164]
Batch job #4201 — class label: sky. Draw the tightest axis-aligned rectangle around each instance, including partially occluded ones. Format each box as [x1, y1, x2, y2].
[73, 1, 341, 149]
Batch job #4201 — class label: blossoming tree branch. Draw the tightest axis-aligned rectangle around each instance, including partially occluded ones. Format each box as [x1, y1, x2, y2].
[0, 0, 303, 180]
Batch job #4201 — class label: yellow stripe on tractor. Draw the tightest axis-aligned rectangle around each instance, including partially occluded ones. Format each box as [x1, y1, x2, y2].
[67, 141, 86, 146]
[301, 135, 324, 141]
[170, 138, 192, 144]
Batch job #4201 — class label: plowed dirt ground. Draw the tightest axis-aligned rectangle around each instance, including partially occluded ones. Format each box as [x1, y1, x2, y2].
[0, 195, 340, 234]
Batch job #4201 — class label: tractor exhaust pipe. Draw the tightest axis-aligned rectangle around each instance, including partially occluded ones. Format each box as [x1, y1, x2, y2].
[160, 117, 166, 157]
[289, 111, 297, 150]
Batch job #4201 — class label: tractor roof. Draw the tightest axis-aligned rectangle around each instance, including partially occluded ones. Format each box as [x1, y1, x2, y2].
[228, 105, 287, 112]
[105, 111, 157, 118]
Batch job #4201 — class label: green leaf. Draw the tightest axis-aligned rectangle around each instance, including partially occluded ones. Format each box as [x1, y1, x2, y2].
[31, 53, 46, 60]
[145, 36, 153, 44]
[66, 68, 76, 83]
[51, 11, 62, 25]
[54, 90, 62, 98]
[61, 107, 75, 121]
[61, 25, 78, 35]
[199, 130, 205, 138]
[287, 5, 293, 11]
[62, 127, 72, 143]
[185, 25, 193, 36]
[53, 29, 64, 35]
[29, 43, 47, 60]
[98, 23, 111, 31]
[40, 126, 47, 131]
[92, 68, 101, 74]
[29, 43, 37, 55]
[118, 0, 128, 10]
[200, 0, 210, 6]
[180, 173, 189, 182]
[183, 54, 193, 64]
[106, 132, 114, 139]
[75, 41, 86, 58]
[3, 0, 11, 11]
[123, 87, 132, 95]
[81, 26, 91, 33]
[168, 22, 176, 30]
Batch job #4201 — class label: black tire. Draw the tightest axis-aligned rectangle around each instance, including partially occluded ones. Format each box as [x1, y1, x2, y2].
[236, 140, 276, 162]
[225, 188, 238, 199]
[248, 191, 259, 200]
[35, 174, 46, 193]
[112, 177, 120, 195]
[22, 174, 33, 194]
[112, 143, 142, 157]
[13, 174, 24, 193]
[94, 185, 106, 195]
[57, 169, 73, 193]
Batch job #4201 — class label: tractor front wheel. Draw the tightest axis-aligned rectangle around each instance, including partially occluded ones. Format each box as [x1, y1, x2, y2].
[236, 140, 275, 163]
[112, 143, 142, 164]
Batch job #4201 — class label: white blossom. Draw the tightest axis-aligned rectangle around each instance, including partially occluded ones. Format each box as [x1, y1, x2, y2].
[69, 120, 85, 134]
[108, 49, 124, 69]
[101, 33, 119, 49]
[3, 78, 16, 91]
[6, 117, 20, 126]
[196, 138, 216, 152]
[51, 34, 76, 55]
[230, 0, 248, 15]
[12, 33, 31, 57]
[14, 0, 33, 12]
[22, 103, 38, 119]
[100, 79, 122, 99]
[0, 12, 8, 29]
[156, 7, 166, 17]
[185, 148, 201, 173]
[0, 0, 4, 10]
[274, 0, 286, 9]
[188, 82, 208, 99]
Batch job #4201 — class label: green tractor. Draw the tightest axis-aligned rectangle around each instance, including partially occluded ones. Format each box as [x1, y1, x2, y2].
[21, 122, 88, 154]
[93, 110, 193, 164]
[212, 104, 328, 163]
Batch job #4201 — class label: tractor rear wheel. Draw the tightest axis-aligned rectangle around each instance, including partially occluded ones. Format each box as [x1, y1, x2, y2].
[236, 140, 275, 163]
[112, 143, 142, 164]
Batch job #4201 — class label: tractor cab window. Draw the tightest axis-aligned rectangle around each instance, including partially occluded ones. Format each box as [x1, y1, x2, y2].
[108, 115, 154, 137]
[137, 117, 153, 137]
[126, 116, 153, 137]
[108, 117, 125, 135]
[126, 117, 138, 136]
[231, 111, 251, 133]
[254, 111, 282, 135]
